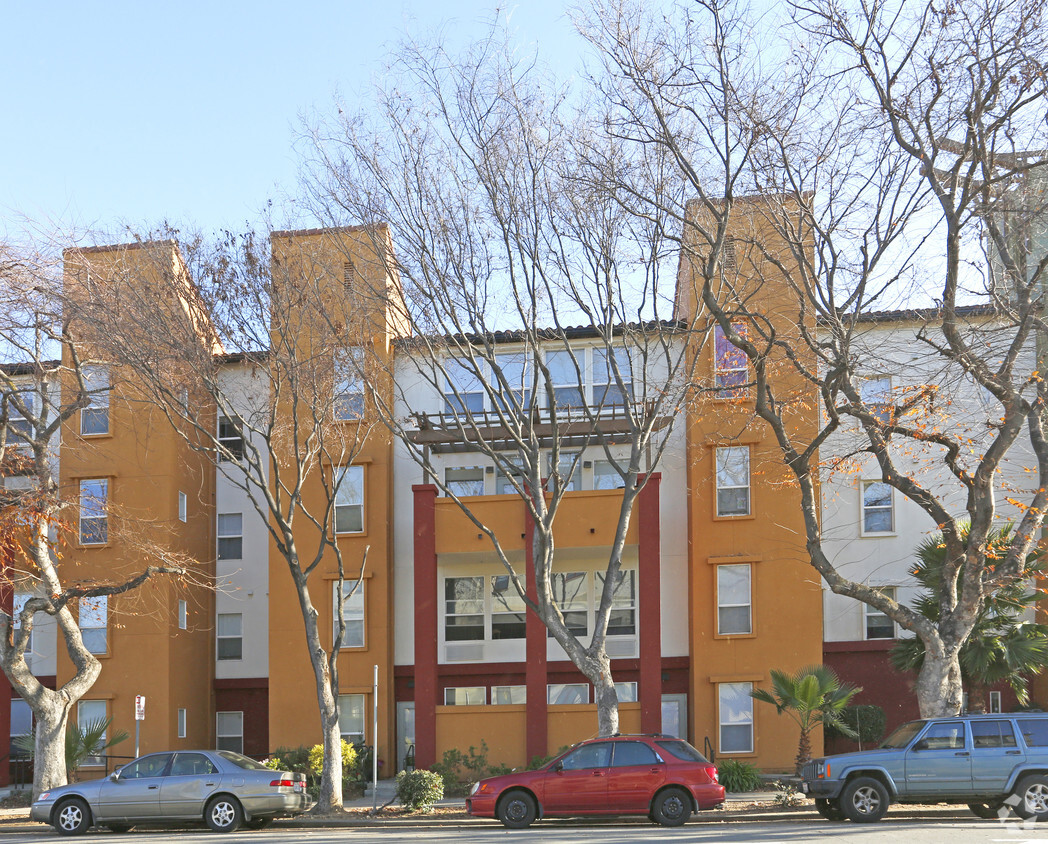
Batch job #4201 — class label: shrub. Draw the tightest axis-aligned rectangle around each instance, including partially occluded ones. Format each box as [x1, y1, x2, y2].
[428, 741, 511, 795]
[717, 759, 763, 793]
[266, 742, 358, 801]
[825, 704, 887, 745]
[396, 769, 445, 812]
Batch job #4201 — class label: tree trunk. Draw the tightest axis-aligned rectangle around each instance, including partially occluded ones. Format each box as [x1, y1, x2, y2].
[915, 650, 964, 717]
[586, 648, 619, 737]
[795, 729, 811, 777]
[33, 700, 71, 795]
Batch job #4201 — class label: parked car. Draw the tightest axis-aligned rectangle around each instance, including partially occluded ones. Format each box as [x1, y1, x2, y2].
[30, 749, 311, 835]
[466, 734, 724, 828]
[801, 712, 1048, 823]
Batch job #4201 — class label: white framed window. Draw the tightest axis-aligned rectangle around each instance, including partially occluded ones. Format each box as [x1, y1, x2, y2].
[592, 347, 632, 407]
[79, 479, 108, 544]
[80, 365, 110, 435]
[178, 600, 187, 630]
[713, 324, 748, 398]
[79, 596, 107, 655]
[444, 577, 484, 641]
[333, 581, 365, 648]
[615, 682, 638, 703]
[443, 358, 485, 413]
[334, 347, 366, 421]
[990, 691, 1003, 714]
[715, 447, 750, 516]
[861, 375, 893, 423]
[10, 699, 32, 752]
[597, 569, 636, 636]
[548, 683, 589, 704]
[5, 386, 35, 447]
[495, 458, 525, 495]
[547, 451, 581, 492]
[490, 575, 527, 640]
[717, 565, 752, 635]
[444, 686, 486, 706]
[550, 571, 590, 636]
[545, 349, 585, 408]
[216, 711, 243, 754]
[492, 685, 526, 705]
[494, 352, 532, 411]
[864, 587, 896, 640]
[861, 481, 894, 534]
[12, 594, 33, 655]
[592, 460, 623, 490]
[217, 613, 243, 660]
[77, 700, 107, 765]
[444, 466, 485, 497]
[718, 682, 754, 754]
[338, 694, 365, 743]
[177, 708, 187, 738]
[217, 514, 243, 560]
[178, 491, 187, 522]
[217, 416, 244, 461]
[178, 387, 189, 413]
[334, 465, 364, 533]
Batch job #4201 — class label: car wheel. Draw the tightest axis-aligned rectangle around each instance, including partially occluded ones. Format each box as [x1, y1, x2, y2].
[53, 797, 92, 836]
[206, 795, 244, 833]
[244, 816, 274, 830]
[814, 798, 847, 821]
[1012, 775, 1048, 820]
[652, 787, 693, 827]
[496, 789, 537, 829]
[107, 824, 134, 833]
[968, 802, 1002, 820]
[839, 776, 889, 823]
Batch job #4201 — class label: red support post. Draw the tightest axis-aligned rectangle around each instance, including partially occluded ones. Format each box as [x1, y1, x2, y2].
[638, 473, 663, 734]
[412, 485, 439, 770]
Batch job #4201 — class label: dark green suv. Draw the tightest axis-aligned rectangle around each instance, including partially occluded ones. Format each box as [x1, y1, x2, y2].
[801, 712, 1048, 822]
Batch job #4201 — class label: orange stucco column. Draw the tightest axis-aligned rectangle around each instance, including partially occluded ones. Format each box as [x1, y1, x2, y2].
[412, 484, 438, 770]
[524, 506, 548, 761]
[638, 473, 662, 734]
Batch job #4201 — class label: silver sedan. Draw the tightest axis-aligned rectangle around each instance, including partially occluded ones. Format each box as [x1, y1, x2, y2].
[30, 749, 312, 835]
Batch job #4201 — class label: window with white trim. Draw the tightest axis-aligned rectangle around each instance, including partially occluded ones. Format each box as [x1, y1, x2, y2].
[546, 350, 585, 408]
[443, 358, 484, 413]
[444, 466, 485, 497]
[592, 460, 623, 490]
[78, 700, 107, 764]
[492, 685, 526, 705]
[548, 683, 589, 704]
[864, 587, 896, 640]
[861, 481, 894, 534]
[444, 577, 484, 641]
[334, 347, 366, 421]
[550, 571, 590, 636]
[80, 365, 110, 435]
[217, 514, 243, 560]
[178, 600, 187, 630]
[333, 581, 365, 648]
[592, 348, 632, 406]
[547, 451, 581, 492]
[5, 386, 35, 447]
[718, 682, 754, 753]
[10, 699, 32, 754]
[715, 447, 750, 516]
[334, 465, 364, 533]
[217, 415, 244, 461]
[12, 594, 33, 655]
[79, 479, 108, 544]
[444, 686, 486, 705]
[178, 491, 187, 522]
[989, 691, 1002, 713]
[177, 708, 187, 738]
[861, 376, 893, 423]
[216, 711, 243, 754]
[495, 457, 526, 495]
[338, 694, 365, 743]
[217, 613, 243, 660]
[596, 569, 636, 636]
[717, 564, 752, 635]
[713, 325, 748, 398]
[615, 682, 638, 703]
[79, 596, 107, 655]
[490, 575, 526, 640]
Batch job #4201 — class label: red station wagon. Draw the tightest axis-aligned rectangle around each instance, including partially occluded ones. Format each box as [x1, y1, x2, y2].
[466, 734, 725, 828]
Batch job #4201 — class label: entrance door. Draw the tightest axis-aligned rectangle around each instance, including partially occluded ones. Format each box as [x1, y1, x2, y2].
[397, 702, 415, 772]
[661, 694, 687, 739]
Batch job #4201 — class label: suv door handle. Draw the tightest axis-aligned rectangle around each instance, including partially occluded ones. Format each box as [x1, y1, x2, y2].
[955, 751, 970, 757]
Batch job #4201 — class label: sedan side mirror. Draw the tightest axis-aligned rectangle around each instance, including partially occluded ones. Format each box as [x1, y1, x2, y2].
[912, 739, 929, 751]
[553, 762, 564, 773]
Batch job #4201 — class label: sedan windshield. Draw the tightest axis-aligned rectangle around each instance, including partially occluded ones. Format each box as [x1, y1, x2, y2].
[879, 721, 925, 749]
[217, 750, 270, 770]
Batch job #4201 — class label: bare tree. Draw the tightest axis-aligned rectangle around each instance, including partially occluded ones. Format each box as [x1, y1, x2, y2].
[0, 238, 192, 797]
[301, 30, 707, 736]
[70, 228, 381, 812]
[579, 0, 1048, 716]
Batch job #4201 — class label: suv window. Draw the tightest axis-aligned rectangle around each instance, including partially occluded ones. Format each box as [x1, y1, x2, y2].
[1019, 718, 1048, 747]
[880, 720, 924, 749]
[656, 739, 710, 763]
[612, 741, 659, 767]
[561, 742, 612, 770]
[971, 720, 1017, 748]
[917, 721, 966, 750]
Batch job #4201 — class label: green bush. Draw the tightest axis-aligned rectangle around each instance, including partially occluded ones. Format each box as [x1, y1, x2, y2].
[396, 769, 445, 812]
[717, 759, 763, 793]
[428, 741, 511, 795]
[825, 704, 887, 745]
[266, 742, 359, 800]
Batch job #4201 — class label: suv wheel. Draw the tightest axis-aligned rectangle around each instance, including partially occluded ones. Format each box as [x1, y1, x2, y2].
[840, 776, 889, 823]
[1012, 775, 1048, 820]
[968, 802, 1002, 819]
[815, 798, 847, 821]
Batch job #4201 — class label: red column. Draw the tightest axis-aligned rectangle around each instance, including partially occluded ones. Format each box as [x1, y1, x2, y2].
[638, 473, 663, 734]
[524, 506, 548, 762]
[0, 539, 14, 786]
[412, 485, 438, 770]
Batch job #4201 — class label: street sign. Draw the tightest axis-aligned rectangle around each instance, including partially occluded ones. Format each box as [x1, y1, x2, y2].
[135, 695, 146, 721]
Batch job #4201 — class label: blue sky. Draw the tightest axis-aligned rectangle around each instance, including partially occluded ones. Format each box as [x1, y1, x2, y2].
[0, 1, 583, 240]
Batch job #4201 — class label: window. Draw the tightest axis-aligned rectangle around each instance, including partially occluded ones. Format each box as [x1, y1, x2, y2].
[11, 699, 32, 753]
[444, 358, 484, 413]
[592, 460, 623, 490]
[612, 740, 658, 766]
[864, 587, 896, 640]
[120, 753, 172, 778]
[333, 581, 365, 648]
[494, 352, 531, 411]
[334, 347, 366, 421]
[715, 447, 750, 516]
[79, 596, 107, 655]
[717, 565, 752, 635]
[615, 682, 638, 703]
[495, 458, 526, 495]
[1020, 719, 1048, 747]
[713, 325, 748, 398]
[597, 569, 636, 636]
[79, 479, 108, 544]
[444, 687, 486, 705]
[545, 350, 585, 408]
[77, 700, 107, 764]
[990, 691, 1003, 714]
[972, 719, 1015, 748]
[560, 741, 611, 769]
[216, 711, 243, 754]
[178, 491, 187, 522]
[547, 451, 580, 492]
[80, 365, 110, 435]
[862, 481, 894, 534]
[12, 594, 33, 655]
[550, 571, 590, 636]
[490, 575, 526, 640]
[170, 752, 216, 776]
[217, 613, 243, 660]
[217, 514, 243, 560]
[492, 685, 526, 705]
[334, 465, 364, 533]
[217, 416, 244, 462]
[861, 376, 893, 423]
[5, 387, 35, 447]
[444, 577, 484, 641]
[593, 348, 632, 406]
[445, 466, 485, 497]
[338, 694, 365, 743]
[178, 387, 189, 413]
[548, 683, 589, 704]
[177, 708, 187, 738]
[178, 600, 187, 630]
[719, 682, 754, 753]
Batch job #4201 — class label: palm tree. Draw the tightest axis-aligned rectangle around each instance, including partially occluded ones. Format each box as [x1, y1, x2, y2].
[890, 524, 1048, 708]
[65, 717, 130, 780]
[751, 665, 861, 776]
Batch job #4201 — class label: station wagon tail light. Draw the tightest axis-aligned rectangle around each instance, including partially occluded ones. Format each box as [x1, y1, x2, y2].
[705, 766, 718, 783]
